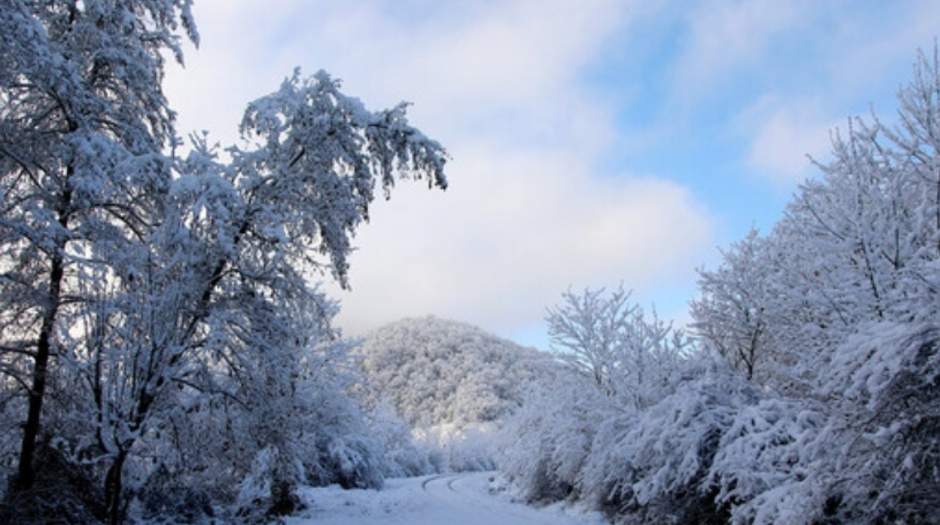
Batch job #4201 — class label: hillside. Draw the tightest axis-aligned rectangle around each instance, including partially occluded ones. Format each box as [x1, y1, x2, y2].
[354, 317, 551, 431]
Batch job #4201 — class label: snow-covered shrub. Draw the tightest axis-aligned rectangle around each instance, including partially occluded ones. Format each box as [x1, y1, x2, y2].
[707, 398, 827, 525]
[580, 368, 758, 524]
[131, 392, 251, 513]
[417, 422, 501, 472]
[703, 323, 940, 524]
[293, 343, 388, 490]
[0, 442, 107, 525]
[138, 465, 216, 525]
[307, 433, 385, 490]
[123, 335, 394, 521]
[814, 323, 940, 524]
[500, 287, 692, 508]
[0, 381, 22, 501]
[366, 402, 440, 478]
[499, 370, 609, 503]
[234, 447, 304, 523]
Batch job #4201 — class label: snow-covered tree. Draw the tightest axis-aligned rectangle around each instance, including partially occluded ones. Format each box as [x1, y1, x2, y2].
[0, 0, 198, 498]
[2, 3, 447, 523]
[499, 45, 940, 525]
[499, 285, 693, 506]
[66, 74, 443, 522]
[691, 229, 774, 382]
[700, 51, 940, 523]
[546, 285, 685, 410]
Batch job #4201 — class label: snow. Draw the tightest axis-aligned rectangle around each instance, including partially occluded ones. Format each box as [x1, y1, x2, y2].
[4, 3, 940, 523]
[285, 472, 606, 525]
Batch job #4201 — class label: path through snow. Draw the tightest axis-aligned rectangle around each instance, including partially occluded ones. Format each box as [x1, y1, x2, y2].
[285, 471, 606, 525]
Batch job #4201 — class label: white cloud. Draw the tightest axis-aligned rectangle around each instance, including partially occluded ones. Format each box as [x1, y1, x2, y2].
[661, 0, 940, 187]
[740, 96, 838, 183]
[821, 0, 940, 97]
[670, 0, 809, 106]
[163, 0, 716, 340]
[332, 144, 713, 335]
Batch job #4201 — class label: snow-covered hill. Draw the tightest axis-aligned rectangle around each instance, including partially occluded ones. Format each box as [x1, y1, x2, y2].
[354, 317, 551, 431]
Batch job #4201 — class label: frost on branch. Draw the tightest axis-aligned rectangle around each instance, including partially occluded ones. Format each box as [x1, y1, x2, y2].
[234, 70, 448, 287]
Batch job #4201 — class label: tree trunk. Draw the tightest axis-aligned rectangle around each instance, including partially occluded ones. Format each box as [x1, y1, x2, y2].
[13, 125, 74, 491]
[14, 228, 67, 491]
[105, 450, 129, 525]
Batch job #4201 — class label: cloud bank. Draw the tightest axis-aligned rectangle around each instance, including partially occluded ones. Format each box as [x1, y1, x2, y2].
[163, 0, 715, 341]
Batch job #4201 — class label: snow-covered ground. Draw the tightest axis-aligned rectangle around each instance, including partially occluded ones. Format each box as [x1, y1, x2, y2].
[285, 471, 607, 525]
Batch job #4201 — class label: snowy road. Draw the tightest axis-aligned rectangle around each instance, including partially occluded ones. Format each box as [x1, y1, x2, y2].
[286, 471, 606, 525]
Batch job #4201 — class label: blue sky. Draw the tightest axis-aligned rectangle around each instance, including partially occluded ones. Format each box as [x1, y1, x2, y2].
[164, 0, 939, 350]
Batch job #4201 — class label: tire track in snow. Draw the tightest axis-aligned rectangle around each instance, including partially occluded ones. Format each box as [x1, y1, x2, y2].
[421, 474, 445, 490]
[435, 472, 556, 524]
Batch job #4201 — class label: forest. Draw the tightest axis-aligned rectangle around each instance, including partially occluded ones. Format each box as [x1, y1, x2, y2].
[1, 2, 938, 524]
